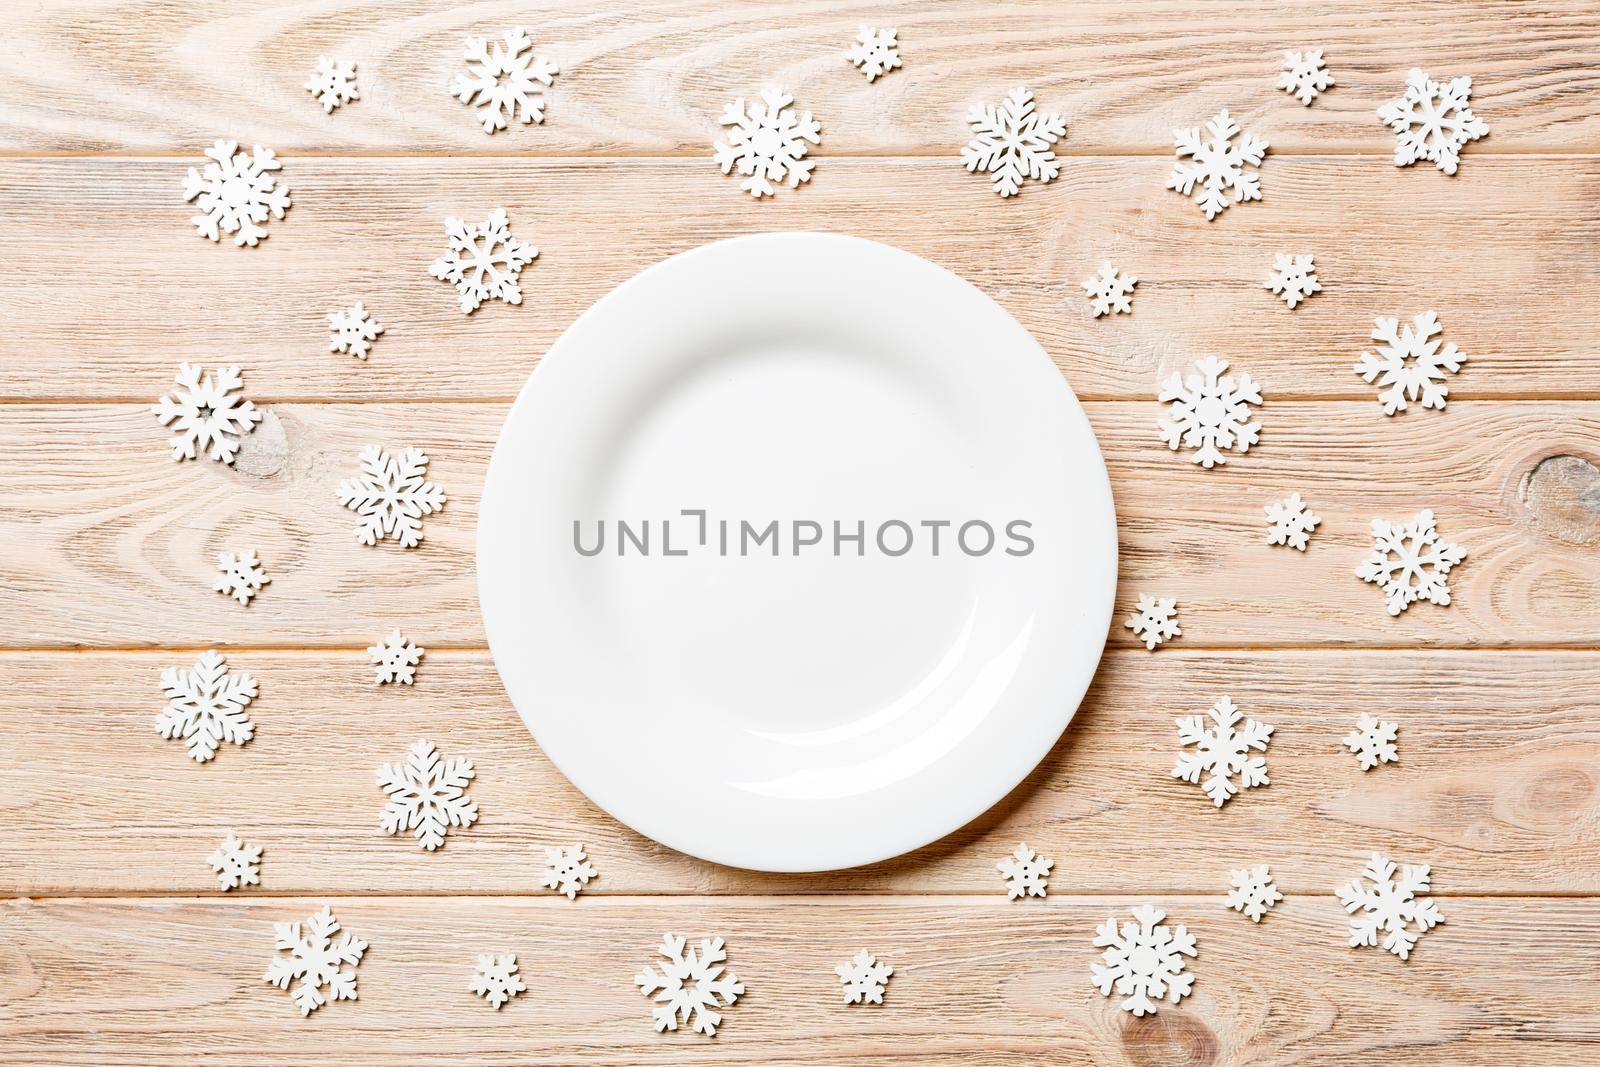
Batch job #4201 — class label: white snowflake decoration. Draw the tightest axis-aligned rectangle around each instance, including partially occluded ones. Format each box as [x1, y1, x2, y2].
[846, 27, 900, 82]
[541, 843, 598, 900]
[636, 933, 745, 1036]
[157, 650, 257, 763]
[451, 27, 559, 134]
[304, 57, 359, 114]
[428, 208, 538, 315]
[1264, 492, 1320, 551]
[377, 739, 478, 851]
[1278, 50, 1333, 105]
[264, 905, 368, 1016]
[1265, 253, 1321, 309]
[471, 953, 527, 1009]
[1337, 853, 1444, 960]
[1378, 68, 1488, 176]
[836, 949, 892, 1005]
[996, 843, 1053, 899]
[181, 139, 291, 246]
[152, 362, 262, 464]
[1224, 864, 1282, 923]
[1356, 509, 1466, 616]
[1345, 713, 1400, 770]
[329, 303, 384, 359]
[338, 445, 447, 549]
[1083, 262, 1137, 318]
[1173, 696, 1272, 808]
[713, 89, 821, 199]
[1355, 311, 1464, 415]
[208, 831, 261, 891]
[1090, 906, 1196, 1017]
[368, 629, 424, 686]
[1158, 356, 1263, 468]
[961, 87, 1065, 198]
[213, 549, 269, 605]
[1125, 594, 1180, 651]
[1166, 110, 1267, 220]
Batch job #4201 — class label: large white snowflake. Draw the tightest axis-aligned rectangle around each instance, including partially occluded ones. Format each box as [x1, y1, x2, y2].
[428, 208, 538, 315]
[157, 650, 257, 763]
[1279, 50, 1333, 105]
[1158, 356, 1263, 468]
[214, 549, 270, 605]
[1166, 110, 1267, 220]
[846, 27, 901, 82]
[1172, 696, 1272, 808]
[1083, 262, 1137, 317]
[1356, 509, 1466, 616]
[996, 843, 1053, 899]
[541, 843, 598, 899]
[329, 303, 384, 360]
[338, 445, 447, 549]
[961, 87, 1065, 198]
[208, 831, 262, 891]
[1090, 906, 1196, 1017]
[377, 739, 479, 851]
[1265, 253, 1321, 309]
[471, 953, 527, 1009]
[836, 949, 892, 1005]
[636, 933, 745, 1036]
[1224, 864, 1282, 923]
[1125, 594, 1180, 651]
[264, 905, 368, 1016]
[152, 362, 262, 464]
[714, 89, 820, 199]
[1264, 492, 1320, 551]
[305, 57, 359, 114]
[1378, 68, 1488, 176]
[1344, 713, 1400, 770]
[181, 139, 291, 246]
[1355, 311, 1464, 415]
[368, 629, 424, 686]
[450, 27, 559, 134]
[1337, 853, 1444, 960]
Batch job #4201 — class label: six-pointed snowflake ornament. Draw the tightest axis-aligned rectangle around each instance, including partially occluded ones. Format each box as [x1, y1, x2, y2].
[846, 27, 901, 82]
[996, 843, 1053, 899]
[1378, 68, 1488, 175]
[1337, 852, 1444, 960]
[182, 140, 291, 246]
[1345, 713, 1400, 770]
[208, 831, 262, 891]
[338, 445, 447, 548]
[264, 905, 368, 1016]
[157, 650, 257, 763]
[961, 87, 1066, 198]
[836, 949, 892, 1005]
[1265, 253, 1321, 309]
[541, 843, 598, 900]
[377, 739, 479, 851]
[1278, 50, 1333, 105]
[1125, 594, 1180, 651]
[1090, 906, 1196, 1017]
[713, 89, 821, 199]
[636, 933, 745, 1037]
[471, 953, 527, 1009]
[1083, 262, 1137, 318]
[329, 303, 384, 359]
[1224, 864, 1282, 923]
[428, 208, 538, 315]
[1265, 492, 1320, 551]
[1158, 356, 1263, 468]
[152, 363, 262, 464]
[1173, 696, 1272, 808]
[214, 549, 270, 605]
[1356, 509, 1466, 616]
[1356, 311, 1465, 415]
[1167, 110, 1268, 220]
[305, 57, 359, 114]
[368, 629, 424, 686]
[450, 27, 559, 134]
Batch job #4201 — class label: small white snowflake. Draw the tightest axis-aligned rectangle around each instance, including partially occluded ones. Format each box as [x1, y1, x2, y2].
[1083, 262, 1137, 317]
[329, 303, 384, 360]
[208, 831, 261, 891]
[1167, 110, 1268, 221]
[213, 549, 270, 605]
[1278, 50, 1333, 105]
[181, 139, 291, 246]
[836, 949, 893, 1005]
[1264, 493, 1320, 551]
[338, 445, 448, 549]
[1173, 696, 1272, 808]
[1337, 852, 1444, 960]
[1125, 594, 1180, 651]
[1224, 864, 1282, 923]
[451, 27, 559, 134]
[428, 208, 538, 315]
[1265, 253, 1321, 309]
[304, 57, 359, 114]
[1355, 311, 1465, 415]
[152, 362, 262, 464]
[157, 650, 257, 763]
[713, 89, 821, 199]
[367, 629, 424, 686]
[996, 843, 1053, 899]
[377, 739, 479, 851]
[1090, 905, 1196, 1017]
[636, 933, 745, 1037]
[264, 905, 368, 1016]
[541, 843, 598, 899]
[1378, 68, 1488, 176]
[961, 87, 1066, 198]
[1345, 713, 1400, 770]
[471, 953, 527, 1009]
[1356, 509, 1466, 616]
[1158, 356, 1263, 468]
[846, 27, 901, 82]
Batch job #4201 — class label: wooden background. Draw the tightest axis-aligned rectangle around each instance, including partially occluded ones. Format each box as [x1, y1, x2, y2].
[2, 2, 1598, 1063]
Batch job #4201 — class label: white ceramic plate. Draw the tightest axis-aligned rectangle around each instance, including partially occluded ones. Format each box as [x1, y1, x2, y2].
[478, 232, 1116, 872]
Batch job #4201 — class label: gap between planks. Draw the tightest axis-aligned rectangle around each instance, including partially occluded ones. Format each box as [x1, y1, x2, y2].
[5, 147, 1599, 161]
[6, 645, 1600, 655]
[7, 392, 1600, 406]
[2, 891, 1591, 903]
